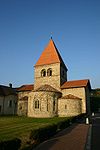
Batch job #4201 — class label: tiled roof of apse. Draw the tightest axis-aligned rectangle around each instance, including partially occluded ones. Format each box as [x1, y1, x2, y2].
[35, 39, 67, 70]
[34, 84, 61, 93]
[60, 94, 81, 100]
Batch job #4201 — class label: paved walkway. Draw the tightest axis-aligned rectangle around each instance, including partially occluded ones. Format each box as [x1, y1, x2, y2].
[34, 123, 89, 150]
[91, 113, 100, 150]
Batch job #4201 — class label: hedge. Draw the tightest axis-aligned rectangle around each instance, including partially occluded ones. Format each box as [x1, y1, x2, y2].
[57, 118, 70, 130]
[0, 138, 21, 150]
[29, 118, 71, 146]
[30, 124, 57, 144]
[29, 115, 86, 146]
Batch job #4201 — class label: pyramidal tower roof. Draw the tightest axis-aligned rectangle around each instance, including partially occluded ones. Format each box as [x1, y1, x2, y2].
[35, 38, 67, 70]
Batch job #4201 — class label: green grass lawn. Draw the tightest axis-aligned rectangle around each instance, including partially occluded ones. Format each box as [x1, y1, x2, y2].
[0, 116, 68, 141]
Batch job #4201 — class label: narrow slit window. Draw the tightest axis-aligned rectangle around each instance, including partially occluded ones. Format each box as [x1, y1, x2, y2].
[53, 100, 56, 111]
[65, 105, 67, 109]
[35, 100, 39, 109]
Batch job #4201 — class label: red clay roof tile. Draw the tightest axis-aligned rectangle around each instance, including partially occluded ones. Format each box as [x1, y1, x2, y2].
[17, 84, 34, 92]
[35, 39, 67, 70]
[61, 79, 90, 89]
[60, 94, 81, 100]
[34, 84, 61, 93]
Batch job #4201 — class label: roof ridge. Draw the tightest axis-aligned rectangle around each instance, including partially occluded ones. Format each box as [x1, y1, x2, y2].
[64, 79, 89, 82]
[51, 39, 67, 70]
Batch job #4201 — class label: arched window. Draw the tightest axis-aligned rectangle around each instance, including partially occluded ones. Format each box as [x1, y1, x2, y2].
[35, 100, 39, 109]
[41, 69, 46, 77]
[47, 68, 52, 76]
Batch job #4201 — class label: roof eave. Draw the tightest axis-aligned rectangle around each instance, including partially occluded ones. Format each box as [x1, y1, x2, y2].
[17, 90, 32, 92]
[61, 85, 87, 89]
[34, 61, 60, 67]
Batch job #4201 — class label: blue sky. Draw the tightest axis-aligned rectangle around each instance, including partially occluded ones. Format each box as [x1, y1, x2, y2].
[0, 0, 100, 88]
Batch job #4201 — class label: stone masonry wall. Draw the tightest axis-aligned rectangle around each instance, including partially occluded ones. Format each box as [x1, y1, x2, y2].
[18, 100, 28, 116]
[17, 91, 31, 116]
[61, 87, 86, 113]
[28, 91, 60, 118]
[58, 98, 82, 117]
[18, 91, 31, 99]
[34, 63, 61, 91]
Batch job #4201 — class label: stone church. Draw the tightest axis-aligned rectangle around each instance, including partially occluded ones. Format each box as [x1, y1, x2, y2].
[17, 38, 91, 118]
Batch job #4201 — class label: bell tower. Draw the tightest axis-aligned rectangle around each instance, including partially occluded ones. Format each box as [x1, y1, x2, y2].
[34, 39, 68, 90]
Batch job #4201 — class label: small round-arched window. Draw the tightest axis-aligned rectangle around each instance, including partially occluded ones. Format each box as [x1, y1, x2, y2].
[41, 69, 46, 77]
[47, 68, 52, 76]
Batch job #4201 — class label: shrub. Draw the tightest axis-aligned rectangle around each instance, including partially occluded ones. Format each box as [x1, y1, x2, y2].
[0, 138, 21, 150]
[29, 115, 86, 148]
[57, 119, 70, 130]
[30, 124, 57, 145]
[70, 114, 86, 123]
